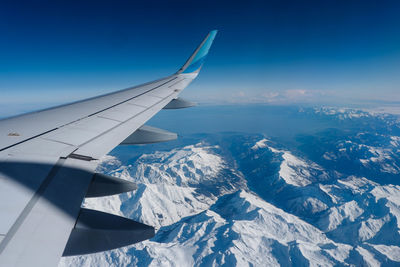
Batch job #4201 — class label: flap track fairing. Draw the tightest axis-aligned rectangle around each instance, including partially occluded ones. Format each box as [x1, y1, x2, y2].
[62, 208, 155, 256]
[163, 97, 196, 109]
[121, 125, 177, 145]
[85, 173, 137, 198]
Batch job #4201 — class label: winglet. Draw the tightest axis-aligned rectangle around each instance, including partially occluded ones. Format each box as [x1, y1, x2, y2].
[177, 30, 218, 74]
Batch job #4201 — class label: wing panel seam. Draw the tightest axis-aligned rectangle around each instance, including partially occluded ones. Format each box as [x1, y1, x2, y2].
[0, 128, 58, 153]
[87, 77, 177, 118]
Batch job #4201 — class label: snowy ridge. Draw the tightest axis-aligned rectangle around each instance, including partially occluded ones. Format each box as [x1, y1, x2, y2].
[319, 132, 400, 178]
[121, 143, 225, 186]
[313, 107, 371, 120]
[359, 145, 400, 174]
[253, 138, 327, 187]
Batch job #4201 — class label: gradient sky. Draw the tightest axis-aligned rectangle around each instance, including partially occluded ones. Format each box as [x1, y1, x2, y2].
[1, 0, 400, 116]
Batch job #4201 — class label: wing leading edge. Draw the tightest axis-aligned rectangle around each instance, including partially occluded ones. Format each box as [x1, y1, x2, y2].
[0, 30, 217, 267]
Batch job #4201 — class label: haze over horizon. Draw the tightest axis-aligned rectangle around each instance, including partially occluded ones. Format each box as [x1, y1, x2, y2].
[1, 0, 400, 116]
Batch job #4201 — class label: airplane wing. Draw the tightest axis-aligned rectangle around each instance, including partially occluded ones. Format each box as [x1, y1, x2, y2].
[0, 30, 217, 267]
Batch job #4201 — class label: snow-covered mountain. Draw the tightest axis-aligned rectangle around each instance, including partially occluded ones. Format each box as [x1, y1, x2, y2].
[59, 107, 400, 267]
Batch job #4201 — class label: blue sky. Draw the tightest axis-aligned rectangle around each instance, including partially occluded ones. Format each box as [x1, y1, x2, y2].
[1, 0, 400, 116]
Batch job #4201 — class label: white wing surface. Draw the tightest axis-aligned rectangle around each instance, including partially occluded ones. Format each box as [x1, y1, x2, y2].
[0, 30, 217, 267]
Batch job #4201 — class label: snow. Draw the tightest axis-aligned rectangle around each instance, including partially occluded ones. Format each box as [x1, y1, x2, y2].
[314, 107, 371, 120]
[251, 138, 269, 150]
[355, 246, 380, 267]
[267, 147, 325, 187]
[229, 191, 329, 244]
[349, 143, 400, 174]
[129, 143, 225, 186]
[358, 216, 389, 241]
[122, 183, 214, 229]
[83, 195, 123, 216]
[278, 150, 313, 186]
[370, 185, 400, 229]
[301, 197, 329, 213]
[337, 176, 378, 194]
[390, 136, 400, 147]
[371, 244, 400, 262]
[320, 201, 364, 231]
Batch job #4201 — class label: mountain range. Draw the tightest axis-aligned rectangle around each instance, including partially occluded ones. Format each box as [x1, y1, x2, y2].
[59, 106, 400, 267]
